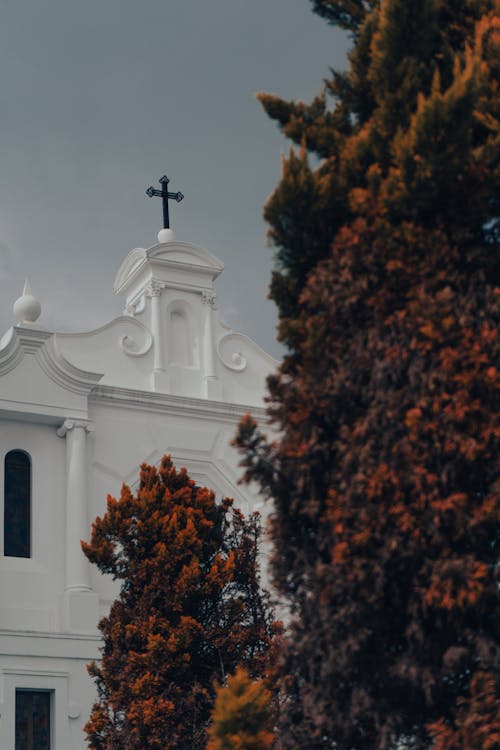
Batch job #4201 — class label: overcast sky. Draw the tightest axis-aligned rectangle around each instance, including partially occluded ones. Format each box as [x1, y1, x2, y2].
[0, 0, 349, 358]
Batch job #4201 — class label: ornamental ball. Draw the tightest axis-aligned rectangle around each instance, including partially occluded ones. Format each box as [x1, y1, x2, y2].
[158, 228, 176, 243]
[13, 292, 42, 323]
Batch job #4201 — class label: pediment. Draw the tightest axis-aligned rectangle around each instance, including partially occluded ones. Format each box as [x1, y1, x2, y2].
[113, 248, 147, 295]
[114, 241, 224, 298]
[147, 242, 224, 274]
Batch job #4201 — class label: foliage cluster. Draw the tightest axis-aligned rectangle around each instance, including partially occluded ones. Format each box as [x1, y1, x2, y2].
[82, 456, 274, 750]
[207, 666, 275, 750]
[235, 1, 500, 748]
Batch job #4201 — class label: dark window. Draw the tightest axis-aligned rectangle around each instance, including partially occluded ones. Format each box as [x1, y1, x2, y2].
[4, 450, 31, 558]
[15, 690, 51, 750]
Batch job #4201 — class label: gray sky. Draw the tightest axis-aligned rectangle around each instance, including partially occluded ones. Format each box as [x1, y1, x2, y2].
[0, 0, 349, 358]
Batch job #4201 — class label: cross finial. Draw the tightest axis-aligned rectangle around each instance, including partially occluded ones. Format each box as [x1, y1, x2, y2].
[146, 174, 184, 229]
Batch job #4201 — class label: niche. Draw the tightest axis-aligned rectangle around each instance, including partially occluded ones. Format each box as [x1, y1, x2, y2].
[167, 301, 199, 368]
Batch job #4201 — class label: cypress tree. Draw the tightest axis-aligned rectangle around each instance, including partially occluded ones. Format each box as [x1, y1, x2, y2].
[235, 2, 500, 747]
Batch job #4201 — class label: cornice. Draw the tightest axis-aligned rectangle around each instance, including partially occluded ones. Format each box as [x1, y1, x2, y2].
[148, 255, 223, 280]
[114, 241, 224, 297]
[146, 241, 224, 274]
[89, 384, 268, 424]
[124, 279, 218, 312]
[0, 326, 52, 376]
[0, 629, 101, 661]
[0, 629, 100, 642]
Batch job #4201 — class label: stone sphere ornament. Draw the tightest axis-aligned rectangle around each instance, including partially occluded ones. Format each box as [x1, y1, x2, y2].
[158, 227, 176, 243]
[13, 278, 42, 324]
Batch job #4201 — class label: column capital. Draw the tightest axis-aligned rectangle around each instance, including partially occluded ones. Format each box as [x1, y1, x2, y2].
[201, 290, 217, 309]
[57, 418, 94, 438]
[145, 280, 164, 298]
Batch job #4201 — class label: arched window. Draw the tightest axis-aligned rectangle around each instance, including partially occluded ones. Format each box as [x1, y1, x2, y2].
[4, 450, 31, 558]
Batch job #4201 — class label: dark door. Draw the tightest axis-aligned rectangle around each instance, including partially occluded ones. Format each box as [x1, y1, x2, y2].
[15, 690, 51, 750]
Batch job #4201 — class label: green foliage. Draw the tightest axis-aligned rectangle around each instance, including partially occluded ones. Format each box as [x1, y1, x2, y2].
[82, 456, 274, 750]
[309, 0, 378, 33]
[237, 1, 500, 748]
[206, 667, 275, 750]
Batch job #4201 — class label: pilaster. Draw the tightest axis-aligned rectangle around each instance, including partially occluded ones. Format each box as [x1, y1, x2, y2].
[146, 280, 171, 392]
[201, 291, 222, 399]
[57, 418, 99, 633]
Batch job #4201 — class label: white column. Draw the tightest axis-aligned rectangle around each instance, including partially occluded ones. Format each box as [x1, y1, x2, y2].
[147, 280, 171, 392]
[201, 290, 221, 399]
[202, 291, 216, 379]
[57, 418, 94, 592]
[147, 280, 166, 372]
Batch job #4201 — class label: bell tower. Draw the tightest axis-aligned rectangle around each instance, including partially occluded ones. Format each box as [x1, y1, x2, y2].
[113, 227, 225, 398]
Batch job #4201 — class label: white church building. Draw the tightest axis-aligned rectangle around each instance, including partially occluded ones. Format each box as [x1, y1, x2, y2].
[0, 219, 276, 749]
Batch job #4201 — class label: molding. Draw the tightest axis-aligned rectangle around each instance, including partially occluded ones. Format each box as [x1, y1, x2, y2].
[0, 629, 101, 661]
[11, 326, 53, 355]
[125, 294, 146, 316]
[0, 326, 105, 396]
[114, 241, 224, 298]
[1, 668, 69, 678]
[55, 316, 153, 359]
[89, 384, 268, 424]
[0, 629, 100, 642]
[146, 242, 224, 280]
[0, 327, 52, 376]
[124, 281, 220, 313]
[37, 336, 104, 395]
[113, 247, 147, 294]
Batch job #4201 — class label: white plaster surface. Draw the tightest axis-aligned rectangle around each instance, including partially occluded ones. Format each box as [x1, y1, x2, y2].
[0, 238, 276, 749]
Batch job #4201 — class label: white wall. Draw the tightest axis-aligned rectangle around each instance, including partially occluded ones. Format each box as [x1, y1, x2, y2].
[0, 420, 66, 633]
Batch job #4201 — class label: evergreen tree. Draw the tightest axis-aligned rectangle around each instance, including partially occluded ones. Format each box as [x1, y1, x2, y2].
[235, 1, 500, 748]
[82, 456, 274, 750]
[206, 666, 275, 750]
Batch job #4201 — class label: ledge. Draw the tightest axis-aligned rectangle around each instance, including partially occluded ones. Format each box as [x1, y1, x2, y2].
[0, 629, 101, 660]
[89, 384, 268, 424]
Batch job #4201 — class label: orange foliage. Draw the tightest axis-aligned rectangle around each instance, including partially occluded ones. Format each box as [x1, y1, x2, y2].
[82, 456, 275, 750]
[206, 667, 275, 750]
[429, 671, 500, 750]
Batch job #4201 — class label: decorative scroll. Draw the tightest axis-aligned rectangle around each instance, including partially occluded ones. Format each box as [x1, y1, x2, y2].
[119, 319, 153, 358]
[124, 294, 146, 317]
[217, 333, 248, 372]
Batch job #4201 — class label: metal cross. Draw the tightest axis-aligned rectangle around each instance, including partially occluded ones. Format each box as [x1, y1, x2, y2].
[146, 175, 184, 229]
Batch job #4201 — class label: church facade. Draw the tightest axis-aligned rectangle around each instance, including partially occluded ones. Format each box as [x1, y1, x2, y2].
[0, 226, 276, 749]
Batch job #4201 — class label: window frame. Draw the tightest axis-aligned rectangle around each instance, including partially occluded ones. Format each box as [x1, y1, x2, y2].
[0, 668, 71, 750]
[3, 449, 32, 558]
